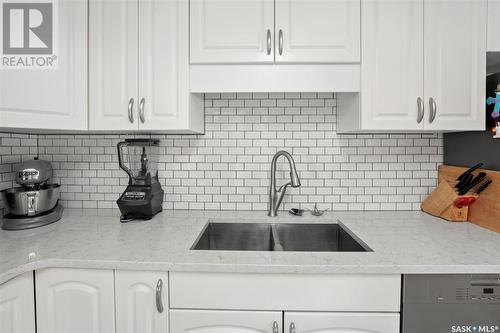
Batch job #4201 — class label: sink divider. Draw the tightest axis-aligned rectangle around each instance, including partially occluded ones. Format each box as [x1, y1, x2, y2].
[270, 225, 284, 251]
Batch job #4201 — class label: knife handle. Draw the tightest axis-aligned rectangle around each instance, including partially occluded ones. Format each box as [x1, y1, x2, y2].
[456, 173, 473, 189]
[476, 179, 493, 194]
[456, 163, 484, 181]
[459, 173, 487, 195]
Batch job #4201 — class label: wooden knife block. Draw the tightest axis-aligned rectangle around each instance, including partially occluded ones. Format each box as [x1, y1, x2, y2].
[421, 180, 476, 222]
[424, 165, 500, 233]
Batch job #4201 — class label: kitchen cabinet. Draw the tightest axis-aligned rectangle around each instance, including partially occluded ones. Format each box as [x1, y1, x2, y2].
[170, 272, 401, 312]
[0, 272, 35, 333]
[284, 312, 400, 333]
[275, 0, 360, 63]
[357, 0, 424, 131]
[337, 0, 486, 132]
[190, 0, 360, 64]
[488, 0, 500, 51]
[88, 0, 138, 131]
[423, 0, 486, 131]
[35, 268, 115, 333]
[0, 0, 88, 132]
[190, 0, 275, 64]
[115, 270, 169, 333]
[89, 0, 204, 133]
[170, 309, 282, 333]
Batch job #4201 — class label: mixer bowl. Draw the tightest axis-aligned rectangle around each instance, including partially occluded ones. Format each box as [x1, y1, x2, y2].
[1, 184, 60, 216]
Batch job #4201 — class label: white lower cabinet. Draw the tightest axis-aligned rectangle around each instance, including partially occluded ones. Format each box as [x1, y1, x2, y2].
[0, 272, 35, 333]
[4, 269, 401, 333]
[170, 309, 282, 333]
[115, 270, 169, 333]
[284, 312, 400, 333]
[35, 268, 115, 333]
[169, 310, 399, 333]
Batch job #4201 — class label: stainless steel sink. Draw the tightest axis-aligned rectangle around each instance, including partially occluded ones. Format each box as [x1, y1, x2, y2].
[191, 222, 371, 252]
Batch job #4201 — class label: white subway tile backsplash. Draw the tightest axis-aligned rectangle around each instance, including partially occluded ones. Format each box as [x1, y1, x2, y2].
[0, 93, 443, 214]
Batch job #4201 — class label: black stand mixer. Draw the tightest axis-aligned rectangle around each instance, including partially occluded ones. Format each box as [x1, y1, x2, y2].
[116, 139, 164, 222]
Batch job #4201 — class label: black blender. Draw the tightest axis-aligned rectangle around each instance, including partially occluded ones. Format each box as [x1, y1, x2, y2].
[117, 139, 164, 222]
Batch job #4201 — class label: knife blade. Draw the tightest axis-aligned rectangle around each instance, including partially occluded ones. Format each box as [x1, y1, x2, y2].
[458, 172, 487, 195]
[456, 163, 484, 181]
[475, 179, 493, 195]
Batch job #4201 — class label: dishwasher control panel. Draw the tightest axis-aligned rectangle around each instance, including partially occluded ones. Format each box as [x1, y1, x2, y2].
[404, 274, 500, 304]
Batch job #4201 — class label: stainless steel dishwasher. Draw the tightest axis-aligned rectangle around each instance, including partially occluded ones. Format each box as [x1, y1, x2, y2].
[403, 275, 500, 333]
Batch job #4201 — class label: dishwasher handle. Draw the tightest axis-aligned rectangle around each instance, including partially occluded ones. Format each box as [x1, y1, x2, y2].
[471, 278, 500, 286]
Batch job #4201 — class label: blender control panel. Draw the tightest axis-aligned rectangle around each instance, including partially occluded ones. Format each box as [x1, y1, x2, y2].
[122, 191, 146, 201]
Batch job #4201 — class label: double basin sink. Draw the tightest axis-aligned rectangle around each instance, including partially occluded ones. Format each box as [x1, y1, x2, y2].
[192, 221, 371, 252]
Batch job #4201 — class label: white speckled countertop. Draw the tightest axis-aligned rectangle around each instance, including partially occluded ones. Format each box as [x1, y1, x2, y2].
[1, 209, 500, 284]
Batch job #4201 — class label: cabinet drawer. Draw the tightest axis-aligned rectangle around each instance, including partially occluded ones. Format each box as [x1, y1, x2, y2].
[285, 312, 400, 333]
[170, 272, 401, 312]
[170, 309, 282, 333]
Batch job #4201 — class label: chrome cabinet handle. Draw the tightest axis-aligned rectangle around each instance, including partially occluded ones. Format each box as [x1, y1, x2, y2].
[273, 321, 279, 333]
[156, 279, 164, 313]
[278, 29, 283, 55]
[290, 322, 296, 333]
[417, 97, 424, 124]
[127, 98, 134, 123]
[139, 98, 146, 123]
[266, 29, 272, 55]
[429, 97, 437, 123]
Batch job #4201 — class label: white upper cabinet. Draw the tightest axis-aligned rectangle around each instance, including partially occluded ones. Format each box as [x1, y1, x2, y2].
[0, 0, 87, 132]
[488, 0, 500, 51]
[190, 0, 360, 65]
[337, 0, 487, 133]
[89, 0, 138, 131]
[36, 268, 115, 333]
[138, 0, 203, 132]
[190, 0, 275, 64]
[115, 270, 169, 333]
[424, 0, 487, 131]
[89, 0, 204, 133]
[275, 0, 360, 63]
[170, 309, 282, 333]
[360, 0, 424, 131]
[0, 272, 35, 333]
[284, 312, 400, 333]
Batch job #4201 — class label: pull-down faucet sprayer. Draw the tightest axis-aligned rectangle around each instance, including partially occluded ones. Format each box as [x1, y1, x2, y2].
[268, 151, 301, 217]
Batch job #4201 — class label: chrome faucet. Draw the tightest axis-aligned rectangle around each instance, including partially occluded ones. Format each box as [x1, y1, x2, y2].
[268, 151, 301, 217]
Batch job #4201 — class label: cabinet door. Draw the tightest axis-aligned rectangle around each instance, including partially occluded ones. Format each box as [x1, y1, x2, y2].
[170, 309, 282, 333]
[284, 312, 400, 333]
[138, 0, 197, 131]
[424, 0, 487, 131]
[115, 270, 168, 333]
[0, 272, 35, 333]
[36, 268, 115, 333]
[488, 0, 500, 51]
[275, 0, 360, 63]
[0, 0, 87, 131]
[361, 0, 424, 130]
[89, 0, 138, 131]
[190, 0, 274, 64]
